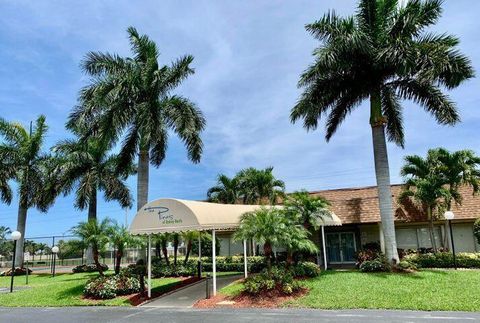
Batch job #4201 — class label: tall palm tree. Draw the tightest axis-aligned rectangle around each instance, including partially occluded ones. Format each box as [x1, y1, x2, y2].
[435, 148, 480, 209]
[53, 136, 134, 222]
[290, 0, 474, 263]
[108, 222, 136, 274]
[71, 218, 112, 275]
[68, 26, 206, 213]
[0, 116, 58, 266]
[400, 151, 450, 252]
[284, 191, 332, 230]
[53, 136, 134, 263]
[207, 174, 240, 204]
[236, 167, 285, 204]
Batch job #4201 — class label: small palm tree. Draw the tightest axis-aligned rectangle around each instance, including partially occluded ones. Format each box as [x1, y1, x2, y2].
[279, 220, 319, 268]
[234, 207, 289, 271]
[154, 233, 170, 265]
[68, 26, 206, 213]
[71, 218, 112, 275]
[0, 226, 10, 241]
[236, 167, 285, 204]
[172, 233, 181, 266]
[182, 231, 200, 265]
[0, 116, 59, 266]
[400, 151, 450, 252]
[207, 174, 240, 204]
[290, 0, 474, 263]
[435, 148, 480, 209]
[108, 222, 136, 274]
[284, 191, 332, 230]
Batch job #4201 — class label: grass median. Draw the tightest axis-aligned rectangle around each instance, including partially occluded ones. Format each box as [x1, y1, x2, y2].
[0, 272, 180, 307]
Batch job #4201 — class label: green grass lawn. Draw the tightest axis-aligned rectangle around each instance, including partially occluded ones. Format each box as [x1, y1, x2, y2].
[0, 272, 180, 307]
[220, 269, 480, 312]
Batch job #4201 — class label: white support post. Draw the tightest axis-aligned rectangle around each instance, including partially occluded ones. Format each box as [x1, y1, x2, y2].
[212, 229, 217, 296]
[322, 225, 327, 270]
[147, 234, 152, 298]
[198, 234, 202, 258]
[243, 239, 248, 279]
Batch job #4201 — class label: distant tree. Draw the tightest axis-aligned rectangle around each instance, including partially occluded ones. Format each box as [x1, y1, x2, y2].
[0, 115, 59, 266]
[0, 226, 12, 258]
[236, 167, 285, 204]
[474, 218, 480, 245]
[207, 174, 240, 204]
[291, 0, 474, 263]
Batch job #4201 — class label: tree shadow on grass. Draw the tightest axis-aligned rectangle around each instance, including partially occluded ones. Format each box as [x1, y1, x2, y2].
[55, 283, 84, 300]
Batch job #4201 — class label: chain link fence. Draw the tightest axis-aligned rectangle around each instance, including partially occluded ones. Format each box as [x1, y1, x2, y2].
[0, 235, 146, 273]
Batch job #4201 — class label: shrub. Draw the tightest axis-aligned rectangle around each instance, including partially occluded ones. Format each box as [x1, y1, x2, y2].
[84, 273, 140, 299]
[243, 267, 301, 296]
[405, 252, 480, 269]
[356, 242, 381, 267]
[72, 264, 108, 273]
[395, 260, 417, 272]
[359, 260, 389, 272]
[291, 261, 321, 278]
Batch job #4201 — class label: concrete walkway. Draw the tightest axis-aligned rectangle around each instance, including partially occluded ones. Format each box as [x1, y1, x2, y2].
[143, 274, 242, 308]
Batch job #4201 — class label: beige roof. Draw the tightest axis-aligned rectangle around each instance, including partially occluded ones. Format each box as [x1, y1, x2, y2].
[130, 198, 342, 234]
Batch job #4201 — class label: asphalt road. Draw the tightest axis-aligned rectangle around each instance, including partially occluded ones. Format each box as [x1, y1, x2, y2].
[1, 307, 480, 323]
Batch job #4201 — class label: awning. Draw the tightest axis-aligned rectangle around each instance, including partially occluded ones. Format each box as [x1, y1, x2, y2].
[129, 198, 265, 234]
[129, 198, 342, 235]
[320, 212, 342, 226]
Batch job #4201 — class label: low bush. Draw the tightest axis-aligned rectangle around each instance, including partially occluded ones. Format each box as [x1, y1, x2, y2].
[0, 267, 33, 276]
[84, 273, 140, 299]
[404, 252, 480, 269]
[72, 264, 108, 273]
[146, 256, 267, 278]
[395, 260, 417, 272]
[243, 267, 301, 296]
[359, 260, 389, 272]
[356, 242, 381, 268]
[291, 261, 321, 278]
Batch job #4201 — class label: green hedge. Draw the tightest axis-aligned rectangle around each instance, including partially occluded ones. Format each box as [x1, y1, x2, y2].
[150, 256, 266, 278]
[405, 252, 480, 268]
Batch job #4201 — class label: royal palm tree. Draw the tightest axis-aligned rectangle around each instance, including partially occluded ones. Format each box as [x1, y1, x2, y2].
[435, 148, 480, 209]
[290, 0, 474, 262]
[71, 218, 112, 275]
[284, 191, 332, 230]
[207, 174, 240, 204]
[108, 222, 136, 274]
[0, 116, 58, 266]
[400, 151, 450, 252]
[68, 26, 206, 213]
[53, 136, 134, 263]
[236, 167, 285, 204]
[234, 207, 289, 271]
[53, 136, 134, 222]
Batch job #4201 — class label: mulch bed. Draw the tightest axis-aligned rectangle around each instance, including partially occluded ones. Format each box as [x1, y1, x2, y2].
[194, 288, 308, 308]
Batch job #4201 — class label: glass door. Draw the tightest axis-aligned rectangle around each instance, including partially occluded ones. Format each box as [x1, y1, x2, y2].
[326, 232, 357, 263]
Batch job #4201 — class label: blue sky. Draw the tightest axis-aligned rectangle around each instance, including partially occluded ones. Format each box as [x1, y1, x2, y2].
[1, 0, 479, 237]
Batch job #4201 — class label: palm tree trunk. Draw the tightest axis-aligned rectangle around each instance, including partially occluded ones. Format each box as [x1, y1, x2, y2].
[370, 92, 400, 264]
[115, 250, 122, 274]
[14, 202, 28, 267]
[184, 239, 192, 265]
[155, 242, 161, 258]
[427, 207, 437, 253]
[85, 193, 97, 264]
[93, 244, 104, 276]
[263, 241, 272, 272]
[137, 150, 150, 211]
[173, 235, 179, 266]
[162, 242, 169, 266]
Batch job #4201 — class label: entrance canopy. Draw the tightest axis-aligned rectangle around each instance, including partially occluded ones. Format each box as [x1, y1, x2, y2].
[130, 198, 266, 234]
